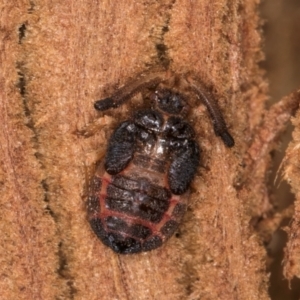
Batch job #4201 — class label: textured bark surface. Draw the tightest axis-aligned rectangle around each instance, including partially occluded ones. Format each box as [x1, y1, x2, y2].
[283, 108, 300, 280]
[261, 2, 300, 299]
[1, 0, 299, 299]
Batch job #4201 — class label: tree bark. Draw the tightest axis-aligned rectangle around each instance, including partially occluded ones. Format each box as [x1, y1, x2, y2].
[1, 0, 299, 299]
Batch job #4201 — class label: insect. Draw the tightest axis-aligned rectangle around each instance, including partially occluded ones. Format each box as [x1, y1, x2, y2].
[87, 71, 234, 254]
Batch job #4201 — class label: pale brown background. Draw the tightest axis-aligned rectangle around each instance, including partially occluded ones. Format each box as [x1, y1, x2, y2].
[261, 0, 300, 299]
[1, 0, 300, 299]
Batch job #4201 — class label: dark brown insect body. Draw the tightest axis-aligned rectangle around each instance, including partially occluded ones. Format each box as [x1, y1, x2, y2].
[87, 72, 234, 254]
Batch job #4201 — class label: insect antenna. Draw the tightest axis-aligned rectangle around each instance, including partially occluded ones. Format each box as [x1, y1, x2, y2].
[186, 76, 234, 147]
[94, 72, 167, 111]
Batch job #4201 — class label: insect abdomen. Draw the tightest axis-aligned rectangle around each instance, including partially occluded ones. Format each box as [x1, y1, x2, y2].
[87, 172, 187, 254]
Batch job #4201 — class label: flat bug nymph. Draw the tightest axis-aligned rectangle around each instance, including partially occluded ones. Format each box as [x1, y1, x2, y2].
[87, 71, 234, 254]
